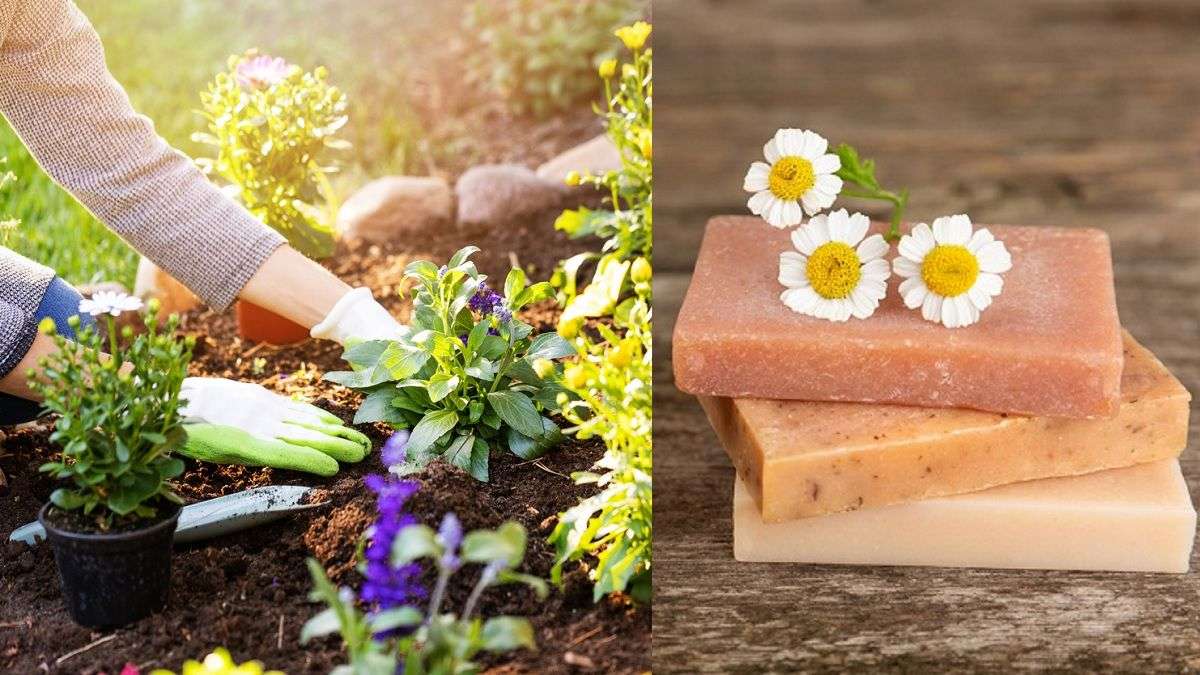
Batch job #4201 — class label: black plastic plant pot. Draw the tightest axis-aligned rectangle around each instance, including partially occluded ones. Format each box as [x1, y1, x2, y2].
[37, 502, 181, 628]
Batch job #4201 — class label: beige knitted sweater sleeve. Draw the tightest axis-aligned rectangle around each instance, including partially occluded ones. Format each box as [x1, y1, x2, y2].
[0, 0, 286, 311]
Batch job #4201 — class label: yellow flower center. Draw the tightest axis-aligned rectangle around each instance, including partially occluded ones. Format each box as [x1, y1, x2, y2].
[806, 242, 861, 299]
[921, 245, 979, 297]
[768, 156, 815, 201]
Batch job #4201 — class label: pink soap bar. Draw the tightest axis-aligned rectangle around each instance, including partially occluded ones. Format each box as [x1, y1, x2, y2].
[673, 217, 1123, 418]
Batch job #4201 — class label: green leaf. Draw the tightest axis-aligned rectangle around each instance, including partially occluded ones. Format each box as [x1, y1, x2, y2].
[469, 437, 490, 482]
[466, 320, 489, 356]
[368, 607, 423, 633]
[158, 457, 185, 479]
[481, 616, 535, 652]
[391, 524, 439, 565]
[462, 521, 526, 566]
[428, 374, 460, 403]
[49, 489, 85, 511]
[448, 245, 480, 269]
[355, 387, 408, 425]
[505, 418, 563, 460]
[342, 340, 392, 368]
[504, 268, 527, 302]
[486, 391, 544, 438]
[497, 570, 549, 599]
[444, 434, 476, 474]
[380, 342, 431, 380]
[404, 260, 440, 283]
[407, 409, 459, 456]
[526, 332, 575, 360]
[300, 608, 342, 644]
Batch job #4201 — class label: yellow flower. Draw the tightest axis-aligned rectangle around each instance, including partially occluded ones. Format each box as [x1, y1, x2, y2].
[151, 647, 284, 675]
[564, 170, 582, 186]
[532, 358, 556, 379]
[598, 58, 618, 80]
[615, 21, 652, 51]
[630, 257, 652, 284]
[635, 128, 652, 159]
[565, 364, 589, 389]
[622, 63, 638, 80]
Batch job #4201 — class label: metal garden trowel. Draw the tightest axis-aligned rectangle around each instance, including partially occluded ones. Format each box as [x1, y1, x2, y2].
[7, 485, 327, 546]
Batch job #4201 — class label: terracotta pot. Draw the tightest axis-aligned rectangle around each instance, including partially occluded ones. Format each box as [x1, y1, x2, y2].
[235, 300, 310, 345]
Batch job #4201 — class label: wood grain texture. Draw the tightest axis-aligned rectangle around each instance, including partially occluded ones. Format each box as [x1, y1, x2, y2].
[652, 0, 1200, 671]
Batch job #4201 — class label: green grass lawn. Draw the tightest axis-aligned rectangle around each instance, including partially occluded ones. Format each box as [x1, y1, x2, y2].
[0, 0, 461, 288]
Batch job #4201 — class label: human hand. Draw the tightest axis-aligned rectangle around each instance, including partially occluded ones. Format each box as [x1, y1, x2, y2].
[178, 377, 370, 476]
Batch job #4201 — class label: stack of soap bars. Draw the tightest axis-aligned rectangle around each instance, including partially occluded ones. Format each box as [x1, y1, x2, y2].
[674, 217, 1195, 572]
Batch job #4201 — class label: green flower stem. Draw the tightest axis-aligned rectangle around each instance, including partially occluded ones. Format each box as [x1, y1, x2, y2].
[838, 185, 909, 243]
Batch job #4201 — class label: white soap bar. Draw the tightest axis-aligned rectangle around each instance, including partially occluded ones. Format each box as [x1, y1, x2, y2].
[734, 460, 1196, 573]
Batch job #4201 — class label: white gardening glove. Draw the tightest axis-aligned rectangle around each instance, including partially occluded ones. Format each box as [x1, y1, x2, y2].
[309, 287, 405, 345]
[178, 377, 370, 476]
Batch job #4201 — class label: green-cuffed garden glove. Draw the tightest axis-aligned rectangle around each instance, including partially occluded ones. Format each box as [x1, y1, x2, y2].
[178, 378, 371, 476]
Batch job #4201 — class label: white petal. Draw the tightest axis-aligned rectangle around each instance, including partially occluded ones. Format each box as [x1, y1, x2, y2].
[966, 227, 995, 253]
[954, 294, 979, 327]
[922, 293, 943, 323]
[899, 276, 928, 308]
[807, 214, 830, 245]
[967, 284, 993, 311]
[860, 258, 890, 281]
[800, 130, 829, 160]
[898, 232, 934, 262]
[827, 209, 849, 243]
[910, 223, 936, 250]
[808, 188, 838, 210]
[764, 138, 780, 164]
[779, 251, 809, 287]
[976, 272, 1004, 296]
[849, 287, 878, 319]
[776, 129, 803, 157]
[858, 278, 888, 300]
[976, 240, 1012, 273]
[812, 153, 841, 174]
[857, 233, 889, 261]
[800, 192, 823, 216]
[782, 286, 819, 315]
[783, 200, 803, 227]
[815, 172, 843, 195]
[766, 198, 789, 228]
[743, 162, 770, 192]
[791, 225, 819, 255]
[932, 215, 970, 245]
[941, 295, 960, 328]
[843, 211, 869, 245]
[893, 255, 920, 278]
[747, 190, 772, 215]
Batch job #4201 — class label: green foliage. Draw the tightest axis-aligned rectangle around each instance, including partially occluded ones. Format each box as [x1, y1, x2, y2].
[553, 24, 653, 331]
[0, 157, 18, 245]
[30, 301, 194, 528]
[834, 142, 909, 242]
[326, 247, 575, 482]
[550, 300, 652, 602]
[463, 0, 642, 118]
[303, 519, 546, 675]
[194, 50, 347, 259]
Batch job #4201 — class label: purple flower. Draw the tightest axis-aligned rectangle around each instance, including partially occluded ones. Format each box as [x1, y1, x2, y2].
[381, 430, 410, 468]
[361, 475, 425, 636]
[236, 54, 289, 90]
[468, 282, 503, 314]
[436, 513, 463, 571]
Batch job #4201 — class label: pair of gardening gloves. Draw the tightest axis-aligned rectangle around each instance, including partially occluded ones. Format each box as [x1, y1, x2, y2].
[178, 288, 403, 476]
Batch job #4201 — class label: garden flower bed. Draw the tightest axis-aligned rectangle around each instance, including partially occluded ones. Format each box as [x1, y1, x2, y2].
[0, 225, 650, 673]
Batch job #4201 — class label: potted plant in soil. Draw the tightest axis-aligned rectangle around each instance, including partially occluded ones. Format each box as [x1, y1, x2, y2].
[194, 50, 347, 344]
[28, 295, 194, 628]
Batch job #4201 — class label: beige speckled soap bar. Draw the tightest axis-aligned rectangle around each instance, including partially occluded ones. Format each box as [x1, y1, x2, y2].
[674, 217, 1123, 418]
[700, 331, 1189, 522]
[734, 460, 1196, 573]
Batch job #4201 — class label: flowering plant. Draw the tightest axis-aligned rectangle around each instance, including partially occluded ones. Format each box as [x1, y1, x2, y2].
[0, 157, 18, 245]
[30, 297, 194, 528]
[194, 50, 348, 259]
[554, 21, 652, 332]
[326, 247, 575, 482]
[550, 299, 652, 601]
[464, 0, 640, 117]
[139, 647, 283, 675]
[303, 513, 546, 675]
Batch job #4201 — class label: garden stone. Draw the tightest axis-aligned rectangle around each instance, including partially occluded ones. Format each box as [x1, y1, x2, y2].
[455, 164, 569, 229]
[337, 176, 454, 242]
[134, 256, 200, 317]
[536, 133, 621, 184]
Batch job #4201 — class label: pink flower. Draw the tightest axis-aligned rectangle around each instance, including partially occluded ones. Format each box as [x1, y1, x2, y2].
[236, 54, 289, 90]
[119, 664, 140, 675]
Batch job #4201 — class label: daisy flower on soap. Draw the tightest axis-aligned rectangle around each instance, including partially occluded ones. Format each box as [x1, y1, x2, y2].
[744, 129, 843, 228]
[893, 214, 1012, 328]
[778, 209, 890, 321]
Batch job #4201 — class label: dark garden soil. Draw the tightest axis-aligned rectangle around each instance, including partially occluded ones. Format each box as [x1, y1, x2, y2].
[0, 213, 649, 673]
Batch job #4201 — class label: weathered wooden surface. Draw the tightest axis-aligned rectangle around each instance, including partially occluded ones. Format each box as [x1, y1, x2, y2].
[653, 0, 1200, 671]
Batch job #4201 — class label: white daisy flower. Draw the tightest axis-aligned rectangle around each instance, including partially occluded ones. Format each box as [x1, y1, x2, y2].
[778, 209, 890, 322]
[744, 128, 843, 228]
[79, 290, 144, 317]
[892, 214, 1012, 328]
